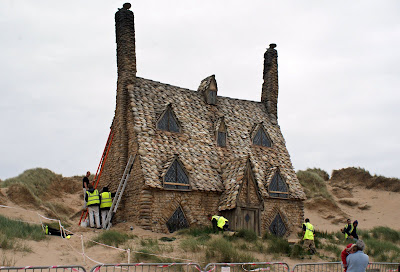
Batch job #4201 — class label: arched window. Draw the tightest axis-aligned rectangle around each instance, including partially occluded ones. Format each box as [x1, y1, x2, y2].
[157, 106, 180, 133]
[269, 213, 287, 236]
[217, 120, 227, 147]
[268, 172, 289, 198]
[166, 206, 189, 233]
[252, 127, 271, 147]
[164, 159, 190, 190]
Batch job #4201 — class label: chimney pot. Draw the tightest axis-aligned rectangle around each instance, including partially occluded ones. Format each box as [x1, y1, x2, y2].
[123, 3, 131, 9]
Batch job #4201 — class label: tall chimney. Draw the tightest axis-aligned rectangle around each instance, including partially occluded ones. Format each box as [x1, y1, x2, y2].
[115, 3, 136, 79]
[113, 3, 136, 184]
[261, 43, 278, 124]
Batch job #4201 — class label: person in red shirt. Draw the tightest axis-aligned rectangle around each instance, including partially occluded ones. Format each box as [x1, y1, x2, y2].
[341, 243, 356, 271]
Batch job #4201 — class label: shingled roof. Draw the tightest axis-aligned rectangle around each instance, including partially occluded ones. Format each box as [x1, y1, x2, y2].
[129, 77, 306, 210]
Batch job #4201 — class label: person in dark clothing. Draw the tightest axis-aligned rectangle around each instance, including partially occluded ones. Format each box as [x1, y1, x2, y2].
[82, 171, 91, 206]
[43, 224, 72, 238]
[349, 220, 359, 240]
[100, 187, 116, 229]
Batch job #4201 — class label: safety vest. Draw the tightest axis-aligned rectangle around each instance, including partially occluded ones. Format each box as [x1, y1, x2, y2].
[344, 224, 354, 239]
[212, 215, 228, 229]
[303, 222, 314, 240]
[45, 225, 49, 235]
[100, 192, 112, 209]
[87, 189, 100, 206]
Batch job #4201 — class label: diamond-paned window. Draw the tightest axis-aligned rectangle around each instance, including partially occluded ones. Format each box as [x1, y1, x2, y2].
[164, 160, 190, 190]
[253, 127, 271, 147]
[166, 206, 189, 233]
[269, 213, 287, 237]
[268, 172, 289, 198]
[157, 107, 180, 133]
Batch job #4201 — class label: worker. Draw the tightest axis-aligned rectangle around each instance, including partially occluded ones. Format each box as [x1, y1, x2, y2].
[100, 187, 116, 229]
[85, 183, 101, 229]
[208, 214, 229, 232]
[348, 220, 359, 241]
[82, 171, 91, 207]
[342, 218, 353, 239]
[302, 218, 316, 254]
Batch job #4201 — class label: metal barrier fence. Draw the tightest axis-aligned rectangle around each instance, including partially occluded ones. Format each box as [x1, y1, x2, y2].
[366, 263, 399, 272]
[90, 263, 202, 272]
[291, 262, 400, 272]
[291, 262, 342, 272]
[0, 262, 398, 272]
[204, 262, 290, 272]
[0, 266, 86, 272]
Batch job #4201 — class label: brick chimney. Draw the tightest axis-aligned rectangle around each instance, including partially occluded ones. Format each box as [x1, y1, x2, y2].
[115, 3, 136, 79]
[261, 44, 278, 124]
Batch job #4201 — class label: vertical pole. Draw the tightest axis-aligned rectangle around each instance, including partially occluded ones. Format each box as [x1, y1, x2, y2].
[127, 248, 131, 264]
[37, 213, 44, 232]
[81, 235, 86, 264]
[58, 220, 63, 238]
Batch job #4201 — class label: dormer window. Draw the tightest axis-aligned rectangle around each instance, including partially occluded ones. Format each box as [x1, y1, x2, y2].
[164, 159, 190, 190]
[268, 172, 289, 198]
[253, 127, 271, 147]
[206, 90, 217, 105]
[198, 75, 218, 105]
[217, 119, 227, 147]
[157, 106, 180, 133]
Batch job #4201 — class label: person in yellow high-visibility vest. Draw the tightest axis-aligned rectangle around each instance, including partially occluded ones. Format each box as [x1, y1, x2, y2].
[341, 219, 353, 239]
[85, 184, 101, 228]
[302, 218, 316, 254]
[208, 214, 229, 232]
[100, 187, 116, 229]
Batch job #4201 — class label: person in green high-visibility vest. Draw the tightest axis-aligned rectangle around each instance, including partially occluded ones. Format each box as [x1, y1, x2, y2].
[100, 187, 116, 229]
[302, 218, 316, 254]
[208, 214, 229, 232]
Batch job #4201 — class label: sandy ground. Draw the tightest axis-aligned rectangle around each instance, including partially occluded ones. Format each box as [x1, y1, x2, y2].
[1, 185, 399, 268]
[305, 186, 400, 232]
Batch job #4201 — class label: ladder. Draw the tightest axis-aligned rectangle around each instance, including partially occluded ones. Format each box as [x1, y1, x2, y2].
[104, 154, 136, 230]
[78, 129, 114, 226]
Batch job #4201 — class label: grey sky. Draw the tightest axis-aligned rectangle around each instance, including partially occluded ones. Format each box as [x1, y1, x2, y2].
[1, 0, 399, 180]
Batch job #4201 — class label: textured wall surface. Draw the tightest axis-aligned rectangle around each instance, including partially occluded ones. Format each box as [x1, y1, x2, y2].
[95, 5, 305, 235]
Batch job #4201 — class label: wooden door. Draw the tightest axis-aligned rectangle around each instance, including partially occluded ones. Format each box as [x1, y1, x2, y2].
[241, 208, 259, 234]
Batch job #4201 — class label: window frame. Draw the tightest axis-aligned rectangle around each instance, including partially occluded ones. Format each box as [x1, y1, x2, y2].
[163, 159, 190, 190]
[156, 107, 181, 133]
[252, 126, 272, 147]
[268, 171, 289, 199]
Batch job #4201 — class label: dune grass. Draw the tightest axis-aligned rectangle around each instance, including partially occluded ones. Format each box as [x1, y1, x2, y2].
[296, 169, 332, 199]
[0, 215, 45, 241]
[1, 168, 60, 197]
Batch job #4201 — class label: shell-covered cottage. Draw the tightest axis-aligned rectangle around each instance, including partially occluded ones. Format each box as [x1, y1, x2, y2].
[98, 3, 306, 235]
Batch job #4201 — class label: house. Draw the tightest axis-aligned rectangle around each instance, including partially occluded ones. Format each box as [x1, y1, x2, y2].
[97, 3, 306, 235]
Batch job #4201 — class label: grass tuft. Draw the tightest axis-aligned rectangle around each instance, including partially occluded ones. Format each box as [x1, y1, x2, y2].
[232, 229, 258, 242]
[90, 230, 134, 247]
[0, 215, 45, 241]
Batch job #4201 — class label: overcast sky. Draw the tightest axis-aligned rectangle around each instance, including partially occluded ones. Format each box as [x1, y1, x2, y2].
[1, 0, 399, 180]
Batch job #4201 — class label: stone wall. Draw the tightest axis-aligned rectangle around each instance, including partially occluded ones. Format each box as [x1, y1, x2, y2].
[146, 189, 220, 233]
[261, 198, 304, 236]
